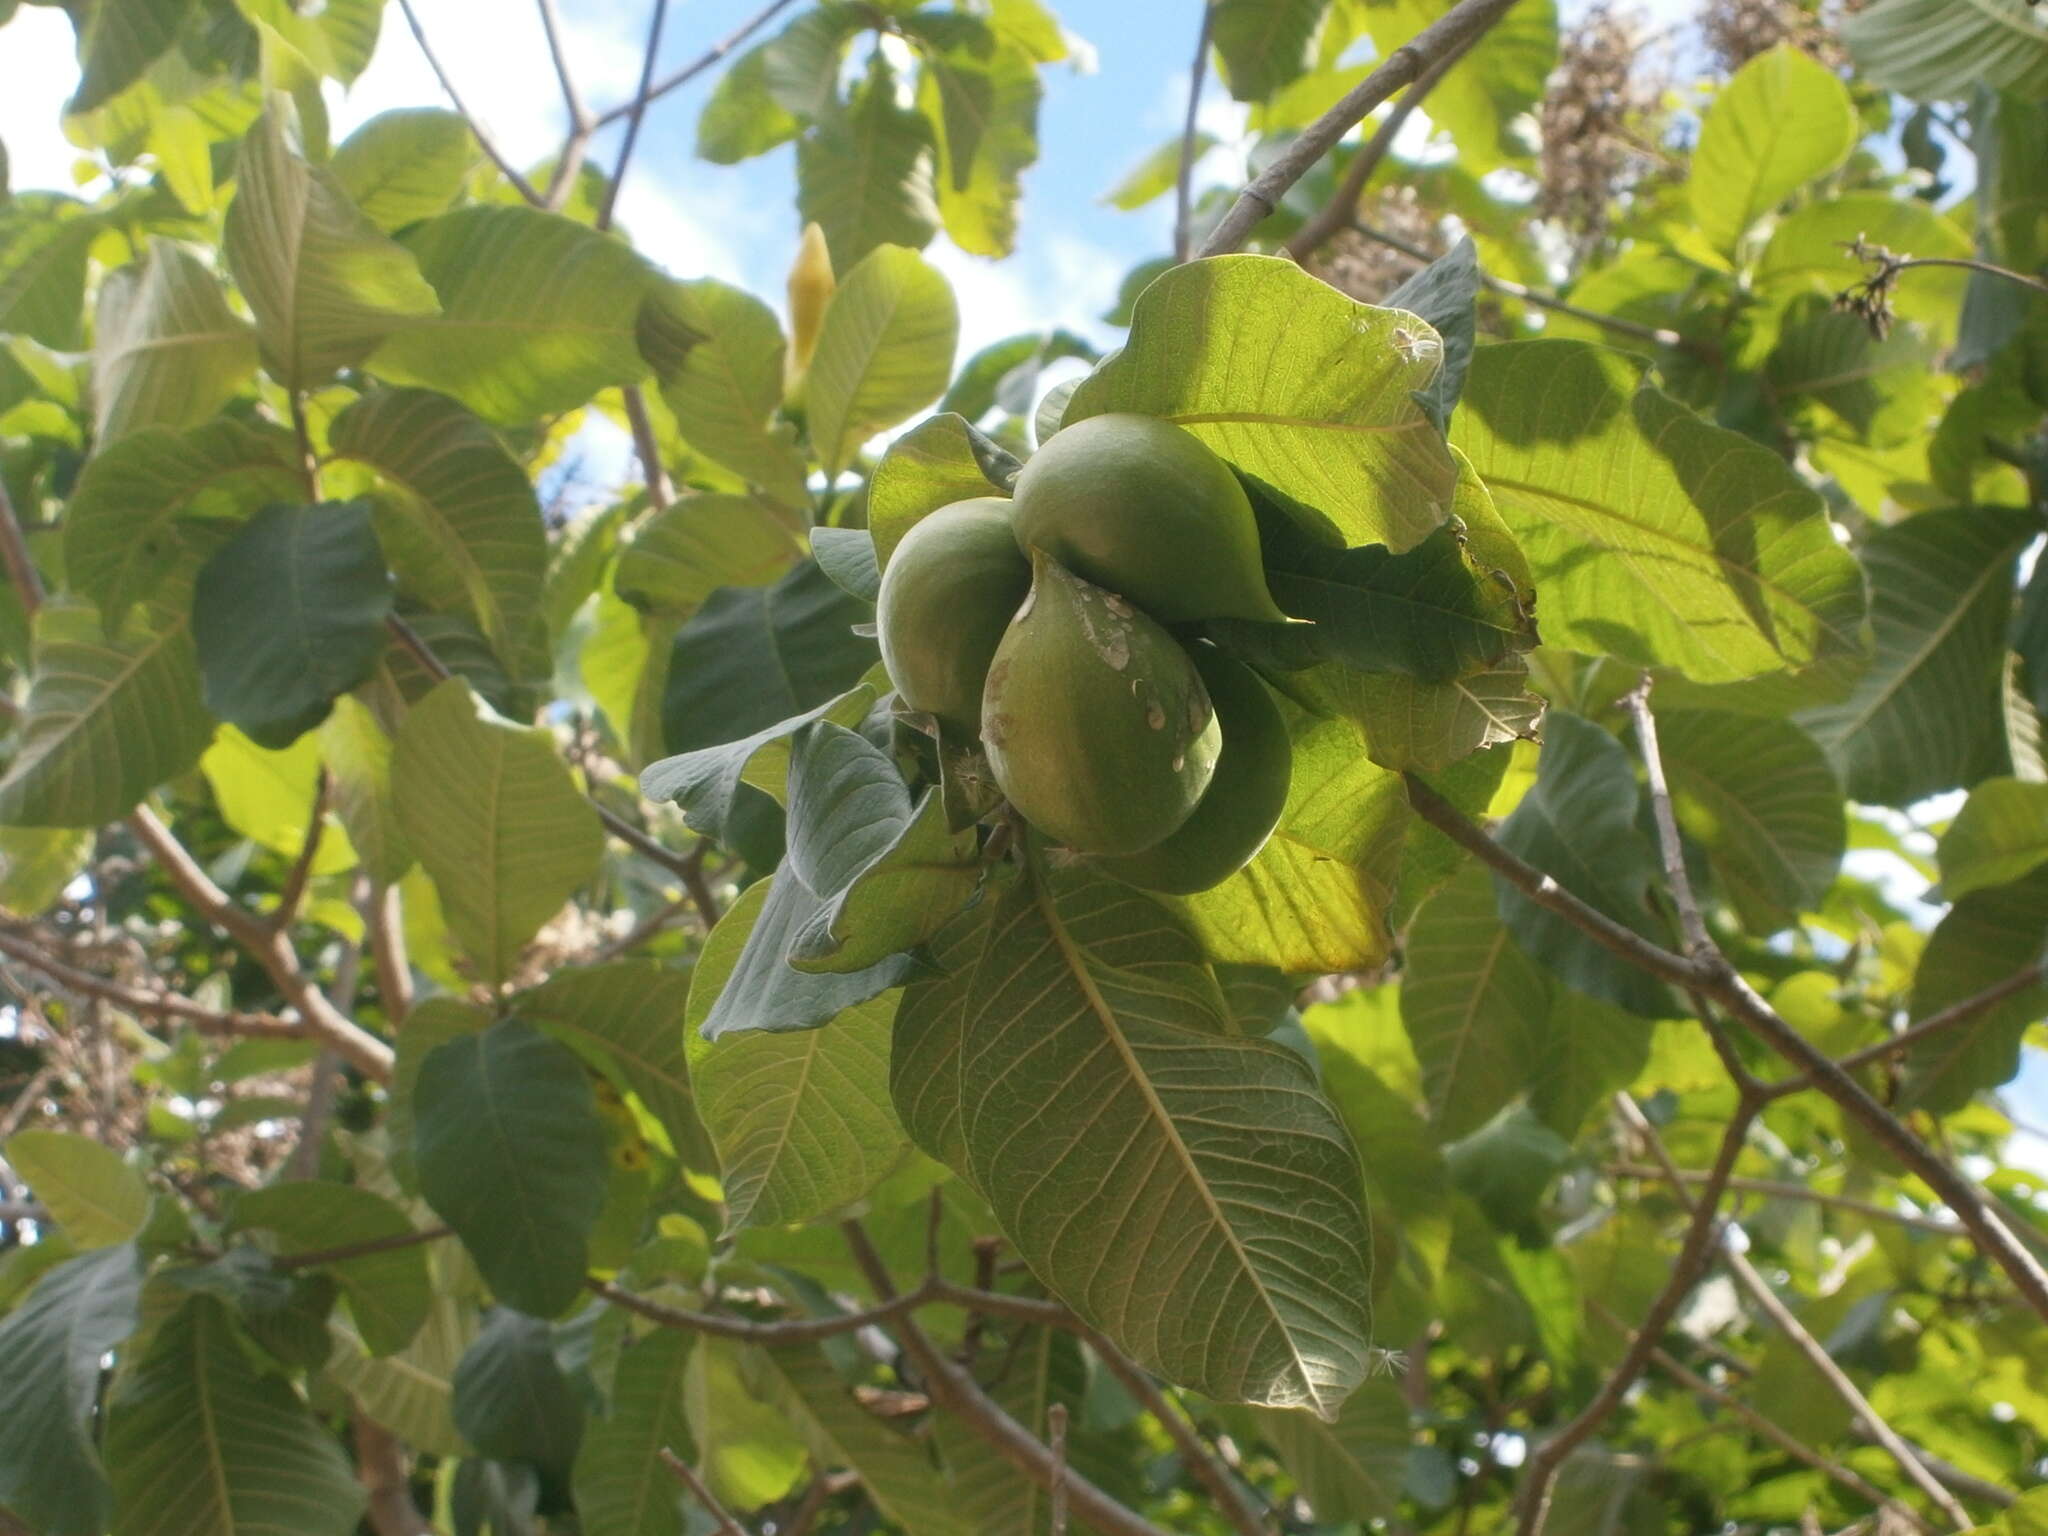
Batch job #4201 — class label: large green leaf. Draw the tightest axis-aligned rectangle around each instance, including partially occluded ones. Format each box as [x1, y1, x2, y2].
[1689, 46, 1857, 255]
[687, 964, 906, 1231]
[1281, 656, 1545, 773]
[370, 205, 653, 422]
[1211, 0, 1328, 100]
[66, 0, 189, 113]
[1451, 340, 1865, 685]
[413, 1021, 611, 1317]
[91, 237, 256, 444]
[391, 679, 603, 982]
[231, 0, 383, 83]
[1252, 1380, 1409, 1521]
[796, 63, 940, 271]
[105, 1296, 367, 1536]
[226, 1182, 430, 1357]
[516, 962, 705, 1165]
[1938, 777, 2048, 900]
[329, 387, 550, 683]
[1654, 709, 1844, 929]
[222, 98, 440, 389]
[866, 411, 1018, 567]
[0, 193, 100, 349]
[1798, 508, 2034, 806]
[192, 501, 393, 748]
[317, 692, 410, 882]
[572, 1329, 693, 1536]
[1066, 255, 1458, 552]
[917, 33, 1041, 257]
[893, 864, 1376, 1414]
[330, 108, 478, 233]
[1766, 300, 1938, 448]
[806, 244, 958, 475]
[0, 1244, 143, 1536]
[638, 278, 808, 508]
[63, 418, 302, 629]
[1844, 0, 2048, 100]
[612, 494, 802, 617]
[452, 1309, 585, 1471]
[5, 1130, 151, 1248]
[1902, 866, 2048, 1114]
[325, 1255, 476, 1458]
[0, 596, 211, 828]
[683, 1337, 807, 1509]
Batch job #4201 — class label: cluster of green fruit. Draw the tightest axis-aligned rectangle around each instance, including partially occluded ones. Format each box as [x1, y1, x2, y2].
[875, 414, 1294, 895]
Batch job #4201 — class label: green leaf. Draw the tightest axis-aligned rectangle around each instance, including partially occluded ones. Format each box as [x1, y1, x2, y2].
[91, 237, 256, 444]
[414, 1020, 611, 1317]
[516, 962, 705, 1163]
[318, 693, 411, 883]
[0, 1244, 143, 1536]
[0, 193, 100, 349]
[688, 965, 906, 1231]
[1844, 0, 2048, 100]
[226, 1182, 430, 1356]
[660, 561, 879, 763]
[1798, 508, 2034, 806]
[572, 1329, 693, 1536]
[1105, 133, 1216, 209]
[741, 1344, 971, 1535]
[231, 0, 383, 84]
[1280, 656, 1544, 772]
[325, 1257, 476, 1458]
[1451, 340, 1865, 685]
[330, 108, 478, 233]
[1902, 866, 2048, 1114]
[1163, 708, 1407, 972]
[105, 1296, 366, 1536]
[866, 411, 1018, 567]
[1493, 712, 1671, 1016]
[683, 1337, 806, 1509]
[200, 725, 357, 873]
[639, 278, 808, 508]
[330, 387, 551, 683]
[809, 526, 881, 603]
[763, 3, 869, 115]
[222, 97, 441, 389]
[1066, 254, 1459, 552]
[192, 501, 393, 748]
[1766, 298, 1938, 447]
[930, 1326, 1085, 1535]
[392, 679, 603, 983]
[797, 63, 940, 272]
[452, 1309, 585, 1472]
[4, 1131, 149, 1248]
[370, 205, 654, 422]
[1382, 237, 1481, 434]
[1939, 777, 2048, 899]
[894, 864, 1376, 1414]
[1654, 709, 1844, 929]
[0, 824, 92, 915]
[614, 496, 802, 618]
[806, 244, 959, 476]
[918, 36, 1042, 258]
[1444, 1102, 1570, 1240]
[0, 596, 211, 827]
[66, 0, 189, 113]
[696, 44, 801, 164]
[1360, 0, 1557, 171]
[1252, 1380, 1409, 1520]
[1689, 46, 1857, 255]
[63, 418, 302, 629]
[1211, 0, 1328, 100]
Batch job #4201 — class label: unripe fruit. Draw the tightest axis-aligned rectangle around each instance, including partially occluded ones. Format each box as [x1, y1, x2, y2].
[982, 552, 1222, 855]
[876, 499, 1031, 736]
[1010, 413, 1287, 625]
[1097, 647, 1292, 894]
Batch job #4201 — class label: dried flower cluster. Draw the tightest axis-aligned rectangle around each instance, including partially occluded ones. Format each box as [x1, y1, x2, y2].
[1699, 0, 1853, 74]
[1538, 4, 1675, 260]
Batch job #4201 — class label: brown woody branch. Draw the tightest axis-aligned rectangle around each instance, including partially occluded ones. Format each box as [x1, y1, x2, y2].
[275, 1224, 453, 1274]
[1197, 0, 1524, 258]
[1604, 1165, 1961, 1237]
[393, 0, 542, 203]
[661, 1450, 750, 1536]
[1776, 960, 2048, 1095]
[0, 475, 45, 616]
[591, 0, 807, 128]
[0, 930, 304, 1040]
[268, 768, 330, 935]
[595, 0, 670, 233]
[353, 1411, 435, 1536]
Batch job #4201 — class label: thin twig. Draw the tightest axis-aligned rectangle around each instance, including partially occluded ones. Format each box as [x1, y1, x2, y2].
[1604, 1165, 1960, 1236]
[596, 0, 670, 233]
[1590, 1304, 1925, 1532]
[0, 475, 45, 617]
[1785, 961, 2048, 1092]
[1048, 1402, 1070, 1536]
[276, 1223, 453, 1274]
[0, 930, 304, 1039]
[534, 0, 594, 209]
[535, 0, 592, 131]
[593, 0, 806, 128]
[1349, 219, 1696, 350]
[365, 881, 414, 1027]
[1624, 678, 1711, 958]
[1284, 37, 1476, 263]
[590, 1277, 937, 1342]
[660, 1450, 749, 1536]
[622, 385, 675, 508]
[269, 769, 330, 935]
[1514, 1096, 1757, 1534]
[1173, 3, 1215, 262]
[1197, 0, 1523, 257]
[393, 0, 542, 204]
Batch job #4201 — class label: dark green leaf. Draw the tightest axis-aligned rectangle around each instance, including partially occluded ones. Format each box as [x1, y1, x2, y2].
[809, 526, 881, 603]
[572, 1329, 693, 1536]
[1211, 0, 1329, 100]
[1844, 0, 2048, 100]
[453, 1309, 585, 1472]
[1902, 866, 2048, 1114]
[1383, 236, 1479, 434]
[516, 961, 706, 1164]
[226, 1181, 430, 1356]
[1252, 1381, 1409, 1520]
[414, 1021, 611, 1317]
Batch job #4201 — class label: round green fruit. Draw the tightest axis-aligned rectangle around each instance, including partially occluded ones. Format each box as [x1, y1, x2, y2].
[1096, 647, 1292, 895]
[1009, 412, 1286, 625]
[875, 497, 1031, 735]
[981, 552, 1222, 856]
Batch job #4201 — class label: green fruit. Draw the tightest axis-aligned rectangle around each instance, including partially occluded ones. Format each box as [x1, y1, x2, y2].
[875, 498, 1031, 734]
[1097, 647, 1292, 895]
[981, 552, 1222, 855]
[1010, 412, 1286, 624]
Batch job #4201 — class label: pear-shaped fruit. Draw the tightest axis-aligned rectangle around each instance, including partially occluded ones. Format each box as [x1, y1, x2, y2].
[1097, 647, 1292, 894]
[1010, 413, 1286, 624]
[982, 553, 1222, 855]
[876, 498, 1031, 735]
